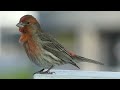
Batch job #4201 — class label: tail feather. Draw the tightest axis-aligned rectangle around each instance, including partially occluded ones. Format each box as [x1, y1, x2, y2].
[74, 55, 104, 65]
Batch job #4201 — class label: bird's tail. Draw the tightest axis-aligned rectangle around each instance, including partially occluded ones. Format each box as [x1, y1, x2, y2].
[73, 55, 104, 65]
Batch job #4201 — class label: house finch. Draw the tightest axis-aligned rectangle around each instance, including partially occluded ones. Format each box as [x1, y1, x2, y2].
[16, 15, 104, 74]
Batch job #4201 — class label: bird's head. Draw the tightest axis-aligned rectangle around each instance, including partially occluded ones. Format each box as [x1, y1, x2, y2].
[16, 15, 41, 34]
[16, 15, 42, 43]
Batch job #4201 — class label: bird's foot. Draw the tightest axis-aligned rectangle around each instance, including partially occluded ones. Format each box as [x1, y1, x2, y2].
[39, 70, 55, 74]
[34, 68, 55, 75]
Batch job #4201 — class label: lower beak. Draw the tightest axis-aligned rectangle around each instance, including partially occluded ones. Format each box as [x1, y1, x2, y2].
[16, 22, 24, 27]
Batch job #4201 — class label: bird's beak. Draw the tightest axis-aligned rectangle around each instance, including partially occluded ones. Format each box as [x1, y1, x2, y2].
[16, 22, 24, 28]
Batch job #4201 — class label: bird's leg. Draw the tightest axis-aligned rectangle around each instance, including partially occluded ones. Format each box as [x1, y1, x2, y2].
[33, 68, 45, 75]
[34, 66, 55, 74]
[38, 65, 55, 74]
[45, 65, 55, 74]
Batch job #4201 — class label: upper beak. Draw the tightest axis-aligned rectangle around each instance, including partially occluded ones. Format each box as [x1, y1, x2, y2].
[16, 22, 24, 27]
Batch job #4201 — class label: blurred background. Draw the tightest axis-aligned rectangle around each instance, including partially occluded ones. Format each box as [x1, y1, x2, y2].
[0, 11, 120, 79]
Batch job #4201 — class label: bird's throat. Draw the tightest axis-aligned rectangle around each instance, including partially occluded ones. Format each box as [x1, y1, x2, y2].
[19, 28, 25, 33]
[19, 33, 31, 44]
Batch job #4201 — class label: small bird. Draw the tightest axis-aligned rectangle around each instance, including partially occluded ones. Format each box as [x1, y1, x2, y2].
[16, 15, 104, 74]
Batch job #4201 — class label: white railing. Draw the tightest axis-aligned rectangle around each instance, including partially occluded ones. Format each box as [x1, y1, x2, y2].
[33, 69, 120, 79]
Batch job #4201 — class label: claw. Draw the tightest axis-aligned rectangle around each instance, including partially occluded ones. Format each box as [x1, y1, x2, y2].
[39, 70, 55, 74]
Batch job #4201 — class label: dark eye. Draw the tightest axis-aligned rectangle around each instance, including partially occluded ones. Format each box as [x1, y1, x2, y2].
[27, 22, 30, 24]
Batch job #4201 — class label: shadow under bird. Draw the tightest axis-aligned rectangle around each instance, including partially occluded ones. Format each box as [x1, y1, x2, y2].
[16, 15, 104, 74]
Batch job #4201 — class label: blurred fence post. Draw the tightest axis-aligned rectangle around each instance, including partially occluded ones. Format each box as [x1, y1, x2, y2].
[33, 69, 120, 79]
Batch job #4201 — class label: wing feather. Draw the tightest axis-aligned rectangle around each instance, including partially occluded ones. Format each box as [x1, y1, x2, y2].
[38, 33, 80, 68]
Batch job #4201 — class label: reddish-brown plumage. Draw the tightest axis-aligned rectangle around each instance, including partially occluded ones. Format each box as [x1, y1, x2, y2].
[19, 25, 33, 42]
[19, 15, 38, 24]
[19, 33, 31, 43]
[68, 51, 76, 57]
[27, 39, 41, 55]
[16, 15, 104, 74]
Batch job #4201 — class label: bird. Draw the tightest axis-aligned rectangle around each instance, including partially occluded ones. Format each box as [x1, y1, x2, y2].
[16, 15, 104, 74]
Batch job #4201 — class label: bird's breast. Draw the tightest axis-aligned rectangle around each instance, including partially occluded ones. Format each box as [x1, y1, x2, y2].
[25, 39, 42, 55]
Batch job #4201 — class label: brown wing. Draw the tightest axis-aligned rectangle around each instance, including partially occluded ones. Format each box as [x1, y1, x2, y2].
[38, 32, 80, 69]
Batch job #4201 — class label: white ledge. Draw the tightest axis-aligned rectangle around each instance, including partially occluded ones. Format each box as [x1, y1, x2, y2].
[33, 69, 120, 79]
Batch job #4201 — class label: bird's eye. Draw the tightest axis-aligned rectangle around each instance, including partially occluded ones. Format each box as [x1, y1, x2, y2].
[27, 22, 30, 24]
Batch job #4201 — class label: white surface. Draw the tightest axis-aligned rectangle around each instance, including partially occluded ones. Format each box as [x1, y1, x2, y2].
[33, 69, 120, 79]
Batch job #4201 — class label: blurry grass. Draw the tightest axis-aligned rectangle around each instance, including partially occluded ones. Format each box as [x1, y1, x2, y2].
[0, 71, 32, 79]
[0, 72, 33, 79]
[0, 67, 34, 79]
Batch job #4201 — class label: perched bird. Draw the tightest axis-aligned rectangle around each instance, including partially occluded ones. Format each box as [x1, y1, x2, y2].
[16, 15, 104, 74]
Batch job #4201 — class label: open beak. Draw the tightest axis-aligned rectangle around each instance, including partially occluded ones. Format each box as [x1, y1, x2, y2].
[16, 22, 24, 28]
